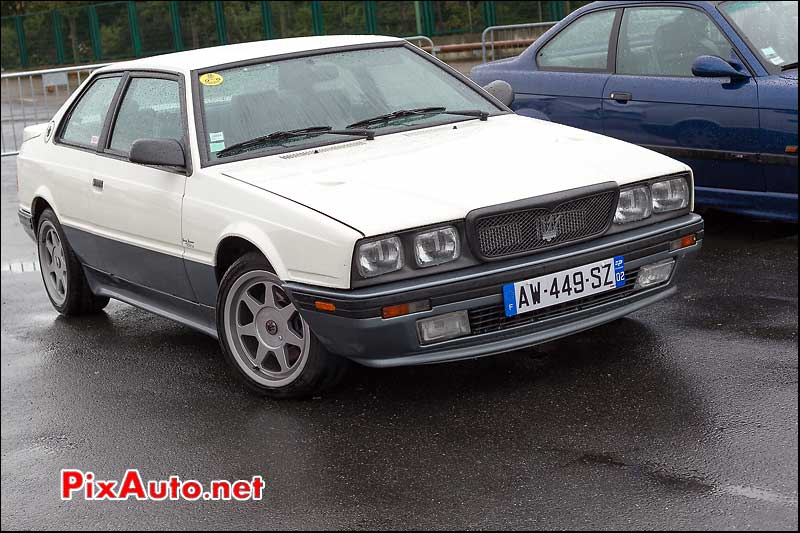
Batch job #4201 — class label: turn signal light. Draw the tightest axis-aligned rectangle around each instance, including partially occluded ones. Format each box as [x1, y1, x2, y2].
[382, 300, 431, 319]
[314, 300, 336, 312]
[670, 234, 697, 251]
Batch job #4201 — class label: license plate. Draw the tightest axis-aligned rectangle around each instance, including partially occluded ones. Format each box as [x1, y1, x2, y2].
[502, 256, 625, 317]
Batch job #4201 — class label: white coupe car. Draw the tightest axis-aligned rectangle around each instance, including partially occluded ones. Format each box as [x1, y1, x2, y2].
[17, 35, 704, 398]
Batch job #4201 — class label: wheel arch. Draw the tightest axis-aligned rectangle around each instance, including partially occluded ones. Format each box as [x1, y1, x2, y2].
[214, 226, 287, 283]
[30, 190, 57, 235]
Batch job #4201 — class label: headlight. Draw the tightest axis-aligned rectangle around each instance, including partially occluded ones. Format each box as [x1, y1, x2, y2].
[651, 177, 689, 212]
[414, 226, 460, 267]
[357, 237, 403, 278]
[614, 185, 652, 224]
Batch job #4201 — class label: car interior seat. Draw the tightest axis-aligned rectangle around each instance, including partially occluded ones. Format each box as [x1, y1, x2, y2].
[654, 12, 721, 76]
[224, 90, 314, 147]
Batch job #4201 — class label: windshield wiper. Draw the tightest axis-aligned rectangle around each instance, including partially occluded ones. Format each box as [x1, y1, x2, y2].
[346, 107, 489, 130]
[216, 126, 374, 158]
[780, 61, 798, 71]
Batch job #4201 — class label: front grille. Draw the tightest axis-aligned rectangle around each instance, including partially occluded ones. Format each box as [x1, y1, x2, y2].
[473, 191, 617, 259]
[468, 268, 640, 335]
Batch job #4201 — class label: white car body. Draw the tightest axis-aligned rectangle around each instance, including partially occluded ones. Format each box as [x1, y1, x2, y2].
[17, 35, 703, 394]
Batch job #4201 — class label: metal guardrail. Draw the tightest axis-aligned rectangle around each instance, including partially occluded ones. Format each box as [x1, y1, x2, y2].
[481, 21, 557, 63]
[1, 63, 110, 157]
[404, 36, 437, 57]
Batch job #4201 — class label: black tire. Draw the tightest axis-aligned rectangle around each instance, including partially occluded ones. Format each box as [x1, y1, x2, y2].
[216, 252, 349, 399]
[36, 209, 110, 316]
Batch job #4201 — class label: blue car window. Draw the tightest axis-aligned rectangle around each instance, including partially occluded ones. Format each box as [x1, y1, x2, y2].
[537, 9, 617, 71]
[617, 7, 731, 77]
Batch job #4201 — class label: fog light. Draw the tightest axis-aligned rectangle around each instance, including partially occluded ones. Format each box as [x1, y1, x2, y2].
[416, 311, 471, 344]
[635, 259, 675, 289]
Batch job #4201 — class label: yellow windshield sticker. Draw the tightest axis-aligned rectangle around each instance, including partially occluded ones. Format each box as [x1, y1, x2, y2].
[199, 73, 223, 86]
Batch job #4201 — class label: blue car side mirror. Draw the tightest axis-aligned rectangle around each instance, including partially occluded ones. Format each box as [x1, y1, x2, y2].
[692, 55, 751, 80]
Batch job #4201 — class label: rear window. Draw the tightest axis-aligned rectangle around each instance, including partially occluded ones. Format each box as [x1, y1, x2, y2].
[60, 76, 121, 148]
[537, 10, 617, 71]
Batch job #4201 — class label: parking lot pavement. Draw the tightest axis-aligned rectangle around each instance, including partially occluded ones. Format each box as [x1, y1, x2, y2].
[1, 155, 797, 530]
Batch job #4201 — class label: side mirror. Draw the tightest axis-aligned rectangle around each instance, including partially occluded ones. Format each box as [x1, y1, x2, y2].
[692, 55, 751, 80]
[483, 80, 515, 107]
[129, 138, 186, 167]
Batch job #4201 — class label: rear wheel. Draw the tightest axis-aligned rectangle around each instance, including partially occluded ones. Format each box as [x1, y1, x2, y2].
[36, 209, 109, 315]
[216, 252, 348, 399]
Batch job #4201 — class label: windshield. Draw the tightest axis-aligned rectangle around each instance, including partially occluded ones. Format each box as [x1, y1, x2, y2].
[197, 45, 500, 161]
[720, 1, 798, 73]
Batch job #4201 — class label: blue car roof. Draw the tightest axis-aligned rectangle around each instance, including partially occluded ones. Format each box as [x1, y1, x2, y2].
[573, 0, 724, 15]
[583, 0, 720, 8]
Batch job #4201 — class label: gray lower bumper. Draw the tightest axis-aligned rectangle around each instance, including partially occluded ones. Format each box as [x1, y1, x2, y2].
[287, 214, 703, 367]
[18, 208, 35, 240]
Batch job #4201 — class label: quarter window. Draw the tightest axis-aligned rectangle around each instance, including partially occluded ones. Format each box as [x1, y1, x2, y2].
[537, 10, 617, 70]
[109, 77, 183, 154]
[60, 76, 121, 148]
[616, 7, 732, 77]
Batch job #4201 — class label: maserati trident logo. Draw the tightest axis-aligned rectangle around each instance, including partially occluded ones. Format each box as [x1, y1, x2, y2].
[540, 214, 562, 242]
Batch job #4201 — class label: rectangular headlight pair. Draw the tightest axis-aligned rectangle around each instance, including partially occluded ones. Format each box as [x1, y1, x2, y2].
[357, 226, 460, 279]
[614, 176, 689, 225]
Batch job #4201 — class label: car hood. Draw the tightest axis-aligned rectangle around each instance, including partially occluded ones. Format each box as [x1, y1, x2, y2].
[217, 114, 689, 237]
[780, 68, 797, 80]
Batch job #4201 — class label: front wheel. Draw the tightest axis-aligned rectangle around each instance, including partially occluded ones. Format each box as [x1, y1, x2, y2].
[216, 252, 348, 399]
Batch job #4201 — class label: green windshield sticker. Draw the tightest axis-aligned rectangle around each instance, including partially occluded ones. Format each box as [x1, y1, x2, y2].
[210, 141, 226, 152]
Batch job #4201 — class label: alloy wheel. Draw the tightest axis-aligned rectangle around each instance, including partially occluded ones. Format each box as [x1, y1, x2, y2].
[223, 271, 310, 388]
[38, 221, 68, 306]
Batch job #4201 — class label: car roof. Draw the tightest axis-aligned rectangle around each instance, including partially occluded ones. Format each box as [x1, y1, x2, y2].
[96, 34, 403, 75]
[582, 0, 720, 10]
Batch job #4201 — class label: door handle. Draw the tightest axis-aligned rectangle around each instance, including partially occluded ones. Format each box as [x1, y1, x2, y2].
[610, 91, 632, 103]
[92, 178, 104, 190]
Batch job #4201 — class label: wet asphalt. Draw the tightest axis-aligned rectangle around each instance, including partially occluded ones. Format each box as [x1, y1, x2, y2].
[1, 155, 797, 530]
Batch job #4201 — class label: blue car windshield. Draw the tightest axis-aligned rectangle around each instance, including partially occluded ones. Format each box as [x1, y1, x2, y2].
[720, 1, 798, 73]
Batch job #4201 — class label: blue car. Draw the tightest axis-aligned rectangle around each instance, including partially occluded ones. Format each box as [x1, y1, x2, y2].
[471, 0, 798, 222]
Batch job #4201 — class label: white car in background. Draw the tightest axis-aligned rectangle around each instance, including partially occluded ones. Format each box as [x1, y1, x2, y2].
[16, 36, 704, 399]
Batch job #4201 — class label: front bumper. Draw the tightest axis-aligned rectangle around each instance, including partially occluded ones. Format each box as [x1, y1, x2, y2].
[285, 214, 704, 367]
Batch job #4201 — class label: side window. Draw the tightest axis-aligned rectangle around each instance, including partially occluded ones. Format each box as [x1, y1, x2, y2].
[537, 10, 617, 70]
[109, 77, 182, 154]
[60, 76, 121, 148]
[617, 7, 732, 77]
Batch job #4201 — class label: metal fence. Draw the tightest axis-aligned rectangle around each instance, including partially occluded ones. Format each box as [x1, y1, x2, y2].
[481, 21, 557, 63]
[405, 35, 437, 57]
[1, 1, 589, 70]
[1, 64, 110, 156]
